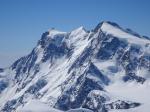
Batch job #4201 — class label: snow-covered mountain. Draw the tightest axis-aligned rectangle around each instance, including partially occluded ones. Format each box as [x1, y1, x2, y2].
[0, 21, 150, 112]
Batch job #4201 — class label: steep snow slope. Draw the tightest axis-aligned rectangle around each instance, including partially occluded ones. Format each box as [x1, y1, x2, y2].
[18, 99, 62, 112]
[0, 21, 150, 112]
[101, 22, 149, 45]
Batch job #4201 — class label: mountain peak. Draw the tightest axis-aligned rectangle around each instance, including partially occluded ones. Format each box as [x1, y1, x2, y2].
[71, 26, 86, 33]
[94, 21, 121, 32]
[1, 21, 150, 112]
[69, 26, 87, 38]
[93, 21, 150, 45]
[47, 28, 67, 37]
[103, 21, 121, 28]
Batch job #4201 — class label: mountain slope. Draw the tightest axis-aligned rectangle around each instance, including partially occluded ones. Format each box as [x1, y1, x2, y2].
[0, 21, 150, 112]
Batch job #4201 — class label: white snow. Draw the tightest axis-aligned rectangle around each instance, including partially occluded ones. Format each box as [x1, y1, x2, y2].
[101, 22, 150, 45]
[17, 99, 62, 112]
[93, 59, 125, 82]
[0, 22, 150, 112]
[47, 29, 67, 38]
[137, 68, 150, 79]
[67, 108, 93, 112]
[106, 81, 150, 112]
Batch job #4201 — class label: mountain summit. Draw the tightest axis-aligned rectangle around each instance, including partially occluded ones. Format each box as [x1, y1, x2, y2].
[0, 21, 150, 112]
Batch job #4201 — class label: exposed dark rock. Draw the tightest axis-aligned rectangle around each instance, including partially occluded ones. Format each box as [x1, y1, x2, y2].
[105, 100, 141, 110]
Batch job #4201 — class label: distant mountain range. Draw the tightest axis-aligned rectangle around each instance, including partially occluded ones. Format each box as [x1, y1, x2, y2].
[0, 21, 150, 112]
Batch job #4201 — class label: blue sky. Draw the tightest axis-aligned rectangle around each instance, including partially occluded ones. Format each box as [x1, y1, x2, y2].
[0, 0, 150, 67]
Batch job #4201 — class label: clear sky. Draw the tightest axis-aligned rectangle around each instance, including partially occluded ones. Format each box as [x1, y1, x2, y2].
[0, 0, 150, 67]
